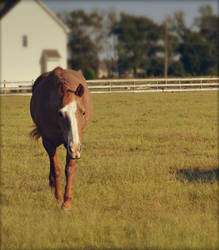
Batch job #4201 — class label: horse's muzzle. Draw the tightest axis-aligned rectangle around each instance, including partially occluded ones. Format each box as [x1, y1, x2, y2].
[68, 143, 81, 159]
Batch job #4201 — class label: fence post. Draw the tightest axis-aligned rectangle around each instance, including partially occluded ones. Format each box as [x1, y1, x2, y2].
[4, 80, 6, 94]
[133, 80, 135, 93]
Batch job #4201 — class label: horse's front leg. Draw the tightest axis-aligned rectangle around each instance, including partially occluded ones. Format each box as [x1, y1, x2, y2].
[62, 155, 76, 210]
[42, 139, 63, 203]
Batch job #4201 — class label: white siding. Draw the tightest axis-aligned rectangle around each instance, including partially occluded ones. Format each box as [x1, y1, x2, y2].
[47, 59, 61, 72]
[0, 0, 68, 84]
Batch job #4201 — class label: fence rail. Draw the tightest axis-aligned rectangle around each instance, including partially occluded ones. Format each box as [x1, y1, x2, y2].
[0, 77, 219, 95]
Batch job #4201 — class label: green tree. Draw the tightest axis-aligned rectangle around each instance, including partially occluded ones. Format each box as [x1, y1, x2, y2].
[179, 30, 216, 76]
[101, 9, 119, 77]
[58, 10, 103, 78]
[164, 11, 187, 76]
[112, 13, 163, 77]
[166, 7, 218, 76]
[194, 5, 218, 75]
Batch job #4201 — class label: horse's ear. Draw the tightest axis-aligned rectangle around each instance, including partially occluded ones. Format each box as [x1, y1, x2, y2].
[75, 84, 84, 97]
[58, 84, 64, 97]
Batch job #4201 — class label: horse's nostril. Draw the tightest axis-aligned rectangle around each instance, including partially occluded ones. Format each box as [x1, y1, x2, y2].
[58, 111, 63, 118]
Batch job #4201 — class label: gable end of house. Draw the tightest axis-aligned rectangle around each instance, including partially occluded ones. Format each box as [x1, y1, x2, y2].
[0, 0, 70, 34]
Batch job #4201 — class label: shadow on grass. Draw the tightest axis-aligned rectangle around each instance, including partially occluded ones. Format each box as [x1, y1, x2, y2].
[175, 168, 219, 184]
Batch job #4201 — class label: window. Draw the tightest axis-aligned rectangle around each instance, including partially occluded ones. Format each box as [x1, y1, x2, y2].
[22, 35, 28, 47]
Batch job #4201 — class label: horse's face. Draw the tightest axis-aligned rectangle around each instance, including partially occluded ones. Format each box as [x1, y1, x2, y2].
[58, 84, 86, 159]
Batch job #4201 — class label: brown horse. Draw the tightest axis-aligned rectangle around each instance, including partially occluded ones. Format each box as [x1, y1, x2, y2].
[30, 67, 93, 210]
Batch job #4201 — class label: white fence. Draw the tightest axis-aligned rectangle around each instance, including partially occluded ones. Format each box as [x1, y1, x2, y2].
[88, 77, 219, 94]
[0, 77, 219, 95]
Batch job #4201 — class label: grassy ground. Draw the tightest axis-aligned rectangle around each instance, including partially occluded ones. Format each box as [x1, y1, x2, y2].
[0, 92, 218, 250]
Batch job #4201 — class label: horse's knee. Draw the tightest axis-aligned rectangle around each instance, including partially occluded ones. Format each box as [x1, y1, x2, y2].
[55, 167, 61, 178]
[65, 163, 76, 178]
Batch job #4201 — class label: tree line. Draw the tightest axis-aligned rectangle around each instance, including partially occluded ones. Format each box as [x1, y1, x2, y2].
[58, 5, 218, 79]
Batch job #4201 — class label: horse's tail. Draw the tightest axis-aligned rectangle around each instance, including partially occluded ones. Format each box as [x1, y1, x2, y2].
[30, 126, 41, 140]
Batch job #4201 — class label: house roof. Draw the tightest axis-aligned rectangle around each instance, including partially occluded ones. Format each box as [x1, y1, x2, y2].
[0, 0, 70, 34]
[43, 49, 61, 58]
[0, 0, 20, 19]
[36, 0, 70, 34]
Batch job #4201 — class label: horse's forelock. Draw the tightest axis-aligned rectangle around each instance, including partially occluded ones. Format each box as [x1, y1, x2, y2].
[53, 67, 64, 76]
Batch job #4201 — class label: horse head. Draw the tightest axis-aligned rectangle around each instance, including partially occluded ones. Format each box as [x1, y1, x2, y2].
[56, 69, 88, 159]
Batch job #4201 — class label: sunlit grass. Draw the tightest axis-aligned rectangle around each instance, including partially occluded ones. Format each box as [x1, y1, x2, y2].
[0, 92, 218, 249]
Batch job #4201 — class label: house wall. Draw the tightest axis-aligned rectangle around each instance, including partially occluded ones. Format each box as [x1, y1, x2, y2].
[47, 59, 61, 72]
[0, 0, 68, 84]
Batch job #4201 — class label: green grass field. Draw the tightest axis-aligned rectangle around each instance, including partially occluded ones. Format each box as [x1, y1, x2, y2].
[0, 92, 218, 250]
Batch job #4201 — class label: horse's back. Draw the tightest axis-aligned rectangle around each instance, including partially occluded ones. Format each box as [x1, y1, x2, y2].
[30, 72, 51, 140]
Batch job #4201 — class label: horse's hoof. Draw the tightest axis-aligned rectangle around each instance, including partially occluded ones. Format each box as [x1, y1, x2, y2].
[55, 193, 63, 203]
[61, 203, 72, 211]
[57, 198, 63, 204]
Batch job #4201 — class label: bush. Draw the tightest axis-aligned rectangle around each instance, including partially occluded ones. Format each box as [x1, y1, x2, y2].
[84, 68, 96, 80]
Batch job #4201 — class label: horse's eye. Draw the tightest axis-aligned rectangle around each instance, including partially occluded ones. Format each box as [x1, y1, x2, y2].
[82, 111, 86, 116]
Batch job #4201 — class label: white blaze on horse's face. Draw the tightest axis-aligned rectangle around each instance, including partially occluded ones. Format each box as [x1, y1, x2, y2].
[60, 100, 81, 159]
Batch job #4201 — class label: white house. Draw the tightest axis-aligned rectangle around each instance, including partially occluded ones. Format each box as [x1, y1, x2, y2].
[0, 0, 69, 86]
